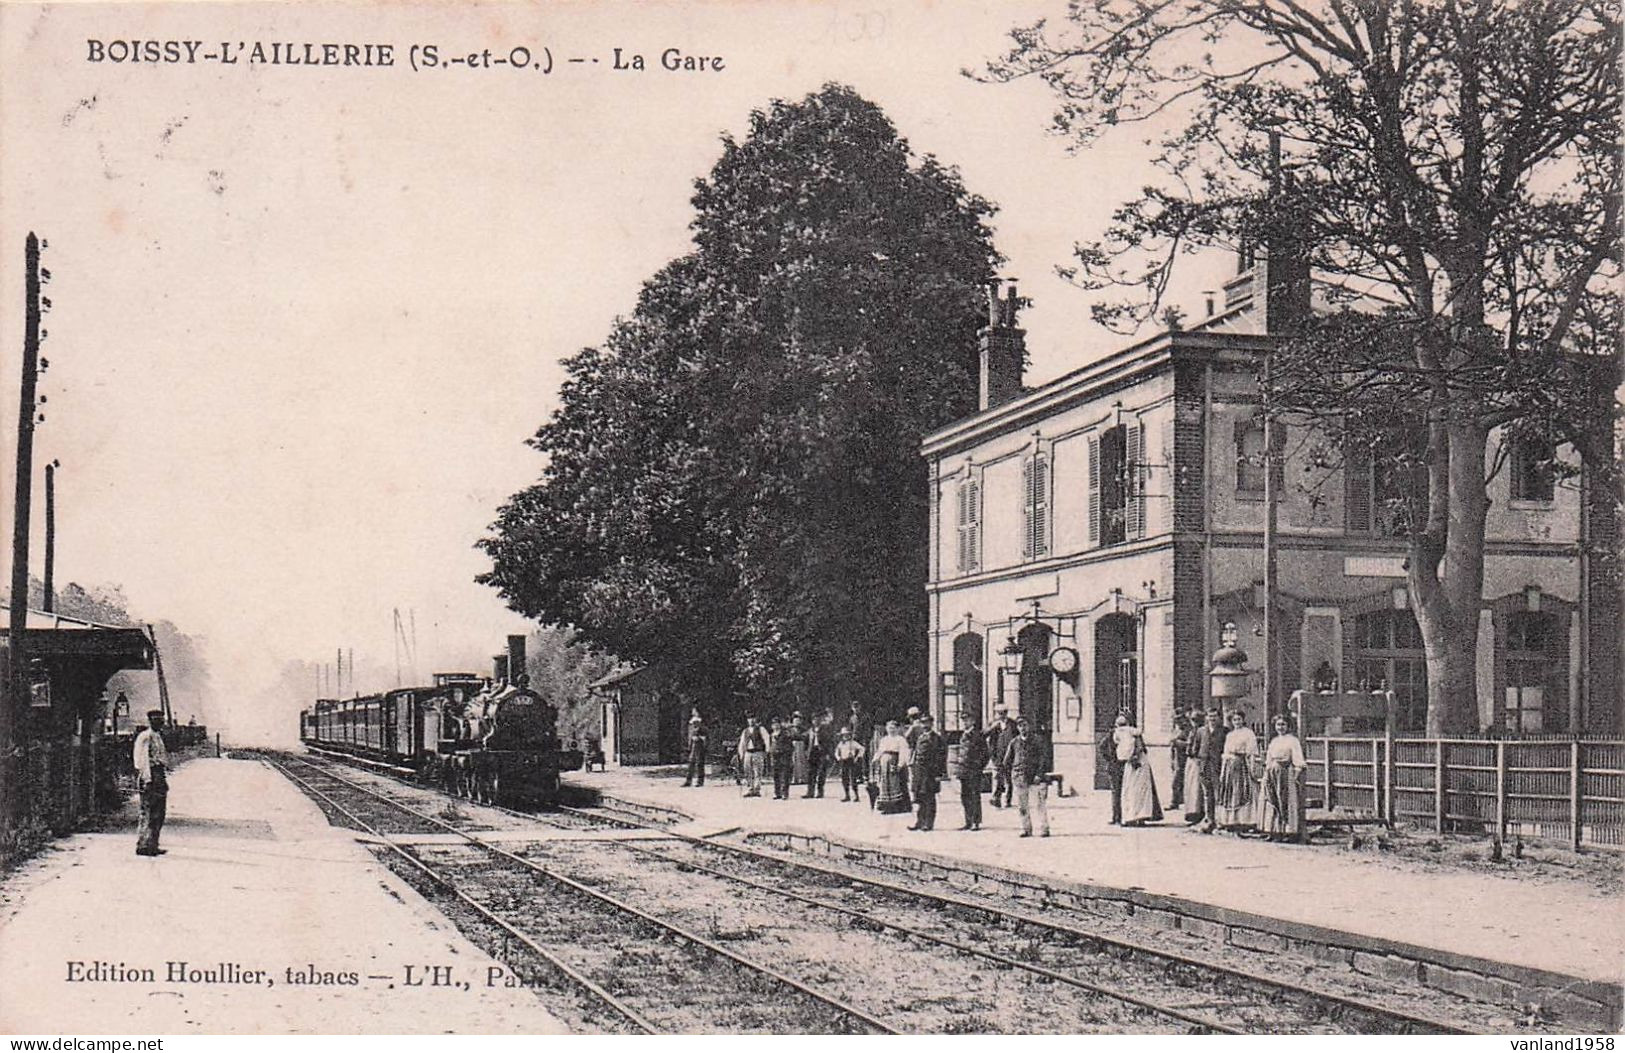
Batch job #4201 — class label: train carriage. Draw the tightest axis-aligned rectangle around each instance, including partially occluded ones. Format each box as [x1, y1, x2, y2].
[297, 635, 580, 807]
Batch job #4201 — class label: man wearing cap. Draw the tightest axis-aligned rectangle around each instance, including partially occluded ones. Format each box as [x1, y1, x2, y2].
[908, 714, 946, 832]
[682, 714, 708, 788]
[134, 710, 170, 856]
[989, 706, 1018, 808]
[834, 726, 865, 802]
[1004, 717, 1050, 837]
[804, 710, 834, 799]
[956, 722, 989, 830]
[770, 716, 796, 799]
[737, 716, 768, 797]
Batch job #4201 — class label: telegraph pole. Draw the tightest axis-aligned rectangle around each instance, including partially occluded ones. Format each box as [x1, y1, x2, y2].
[4, 233, 45, 844]
[43, 462, 55, 613]
[1261, 131, 1283, 730]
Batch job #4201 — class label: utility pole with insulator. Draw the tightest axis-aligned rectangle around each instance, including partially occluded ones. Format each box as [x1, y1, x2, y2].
[4, 233, 46, 846]
[43, 461, 56, 613]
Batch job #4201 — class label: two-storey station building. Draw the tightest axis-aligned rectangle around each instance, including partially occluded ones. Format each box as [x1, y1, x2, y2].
[922, 257, 1618, 792]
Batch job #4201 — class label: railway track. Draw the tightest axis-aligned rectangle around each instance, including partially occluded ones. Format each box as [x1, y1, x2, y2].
[274, 750, 1508, 1034]
[266, 755, 892, 1034]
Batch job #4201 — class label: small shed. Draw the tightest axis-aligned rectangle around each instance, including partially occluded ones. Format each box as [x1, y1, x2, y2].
[588, 665, 686, 766]
[1, 606, 155, 838]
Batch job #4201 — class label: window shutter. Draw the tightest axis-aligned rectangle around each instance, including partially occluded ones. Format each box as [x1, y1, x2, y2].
[1032, 453, 1049, 557]
[1126, 422, 1145, 539]
[1345, 447, 1372, 533]
[967, 479, 981, 571]
[955, 483, 969, 573]
[1234, 419, 1253, 492]
[1021, 456, 1035, 559]
[1087, 435, 1101, 546]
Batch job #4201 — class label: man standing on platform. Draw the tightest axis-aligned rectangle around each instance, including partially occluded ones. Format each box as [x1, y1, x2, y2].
[1187, 707, 1225, 832]
[908, 714, 946, 831]
[737, 716, 768, 797]
[682, 714, 707, 788]
[956, 723, 988, 830]
[1005, 717, 1050, 838]
[770, 716, 796, 800]
[805, 710, 834, 799]
[1169, 708, 1192, 809]
[1097, 711, 1129, 824]
[988, 706, 1018, 808]
[134, 710, 169, 857]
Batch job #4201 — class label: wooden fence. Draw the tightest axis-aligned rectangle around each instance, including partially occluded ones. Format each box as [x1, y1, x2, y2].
[1303, 737, 1625, 851]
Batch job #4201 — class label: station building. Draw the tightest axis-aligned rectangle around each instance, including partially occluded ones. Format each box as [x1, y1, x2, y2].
[922, 258, 1619, 792]
[1, 605, 155, 848]
[590, 664, 689, 767]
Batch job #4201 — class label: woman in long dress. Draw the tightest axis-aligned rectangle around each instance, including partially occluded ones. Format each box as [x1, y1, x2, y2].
[1216, 709, 1260, 831]
[1113, 715, 1163, 825]
[874, 720, 913, 814]
[1258, 714, 1308, 842]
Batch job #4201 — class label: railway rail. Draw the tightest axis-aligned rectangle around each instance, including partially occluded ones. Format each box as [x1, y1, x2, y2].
[265, 754, 892, 1035]
[273, 750, 1512, 1034]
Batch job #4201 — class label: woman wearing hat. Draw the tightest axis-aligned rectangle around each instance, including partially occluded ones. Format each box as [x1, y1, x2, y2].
[682, 713, 707, 788]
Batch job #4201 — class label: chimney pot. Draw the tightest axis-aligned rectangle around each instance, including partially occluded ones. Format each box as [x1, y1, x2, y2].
[507, 634, 527, 685]
[978, 279, 1026, 411]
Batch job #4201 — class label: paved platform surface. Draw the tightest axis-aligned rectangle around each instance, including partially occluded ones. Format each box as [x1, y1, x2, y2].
[574, 766, 1625, 985]
[0, 757, 567, 1035]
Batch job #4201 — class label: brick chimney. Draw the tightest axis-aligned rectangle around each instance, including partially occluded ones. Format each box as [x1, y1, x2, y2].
[979, 279, 1025, 411]
[507, 634, 527, 685]
[1223, 137, 1312, 333]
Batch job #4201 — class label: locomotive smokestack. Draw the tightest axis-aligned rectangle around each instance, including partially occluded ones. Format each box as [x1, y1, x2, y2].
[507, 634, 527, 684]
[492, 654, 509, 685]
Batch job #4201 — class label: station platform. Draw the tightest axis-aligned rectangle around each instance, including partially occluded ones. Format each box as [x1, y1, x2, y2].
[571, 766, 1625, 991]
[0, 756, 567, 1035]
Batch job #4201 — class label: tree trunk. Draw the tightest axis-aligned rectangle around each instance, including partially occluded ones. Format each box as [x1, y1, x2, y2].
[1412, 422, 1491, 735]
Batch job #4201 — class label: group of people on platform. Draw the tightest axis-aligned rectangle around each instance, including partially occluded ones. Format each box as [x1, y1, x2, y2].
[683, 701, 1308, 842]
[1101, 705, 1309, 841]
[699, 704, 1054, 838]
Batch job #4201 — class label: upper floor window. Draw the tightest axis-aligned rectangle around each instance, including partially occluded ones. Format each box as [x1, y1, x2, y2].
[1021, 452, 1049, 560]
[1509, 437, 1556, 504]
[955, 478, 981, 573]
[1346, 430, 1427, 537]
[1090, 422, 1145, 547]
[1235, 421, 1266, 495]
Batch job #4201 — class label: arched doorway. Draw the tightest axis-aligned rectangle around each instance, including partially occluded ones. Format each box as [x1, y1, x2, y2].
[1016, 622, 1053, 750]
[952, 632, 984, 730]
[1094, 614, 1138, 789]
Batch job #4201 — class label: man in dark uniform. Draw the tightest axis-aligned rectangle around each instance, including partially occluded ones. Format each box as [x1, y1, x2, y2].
[681, 714, 707, 787]
[908, 714, 946, 831]
[956, 723, 988, 830]
[988, 707, 1018, 808]
[1187, 707, 1225, 832]
[769, 716, 795, 799]
[1097, 709, 1128, 824]
[805, 710, 834, 798]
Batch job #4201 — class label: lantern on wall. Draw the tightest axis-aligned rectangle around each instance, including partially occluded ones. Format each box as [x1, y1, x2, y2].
[1209, 622, 1251, 700]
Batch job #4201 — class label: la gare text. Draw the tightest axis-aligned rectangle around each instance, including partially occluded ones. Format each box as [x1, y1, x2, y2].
[84, 40, 726, 73]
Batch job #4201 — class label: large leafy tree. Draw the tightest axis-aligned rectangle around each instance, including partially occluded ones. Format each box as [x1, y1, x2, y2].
[481, 84, 1000, 725]
[983, 1, 1620, 733]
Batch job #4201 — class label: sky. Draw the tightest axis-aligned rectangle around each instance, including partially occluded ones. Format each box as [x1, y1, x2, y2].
[0, 1, 1236, 742]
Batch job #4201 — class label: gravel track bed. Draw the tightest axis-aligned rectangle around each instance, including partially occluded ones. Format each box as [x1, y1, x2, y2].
[267, 751, 1520, 1033]
[406, 842, 881, 1033]
[510, 838, 1194, 1033]
[722, 837, 1524, 1033]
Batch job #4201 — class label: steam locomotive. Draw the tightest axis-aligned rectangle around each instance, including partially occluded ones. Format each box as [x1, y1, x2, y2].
[298, 635, 583, 807]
